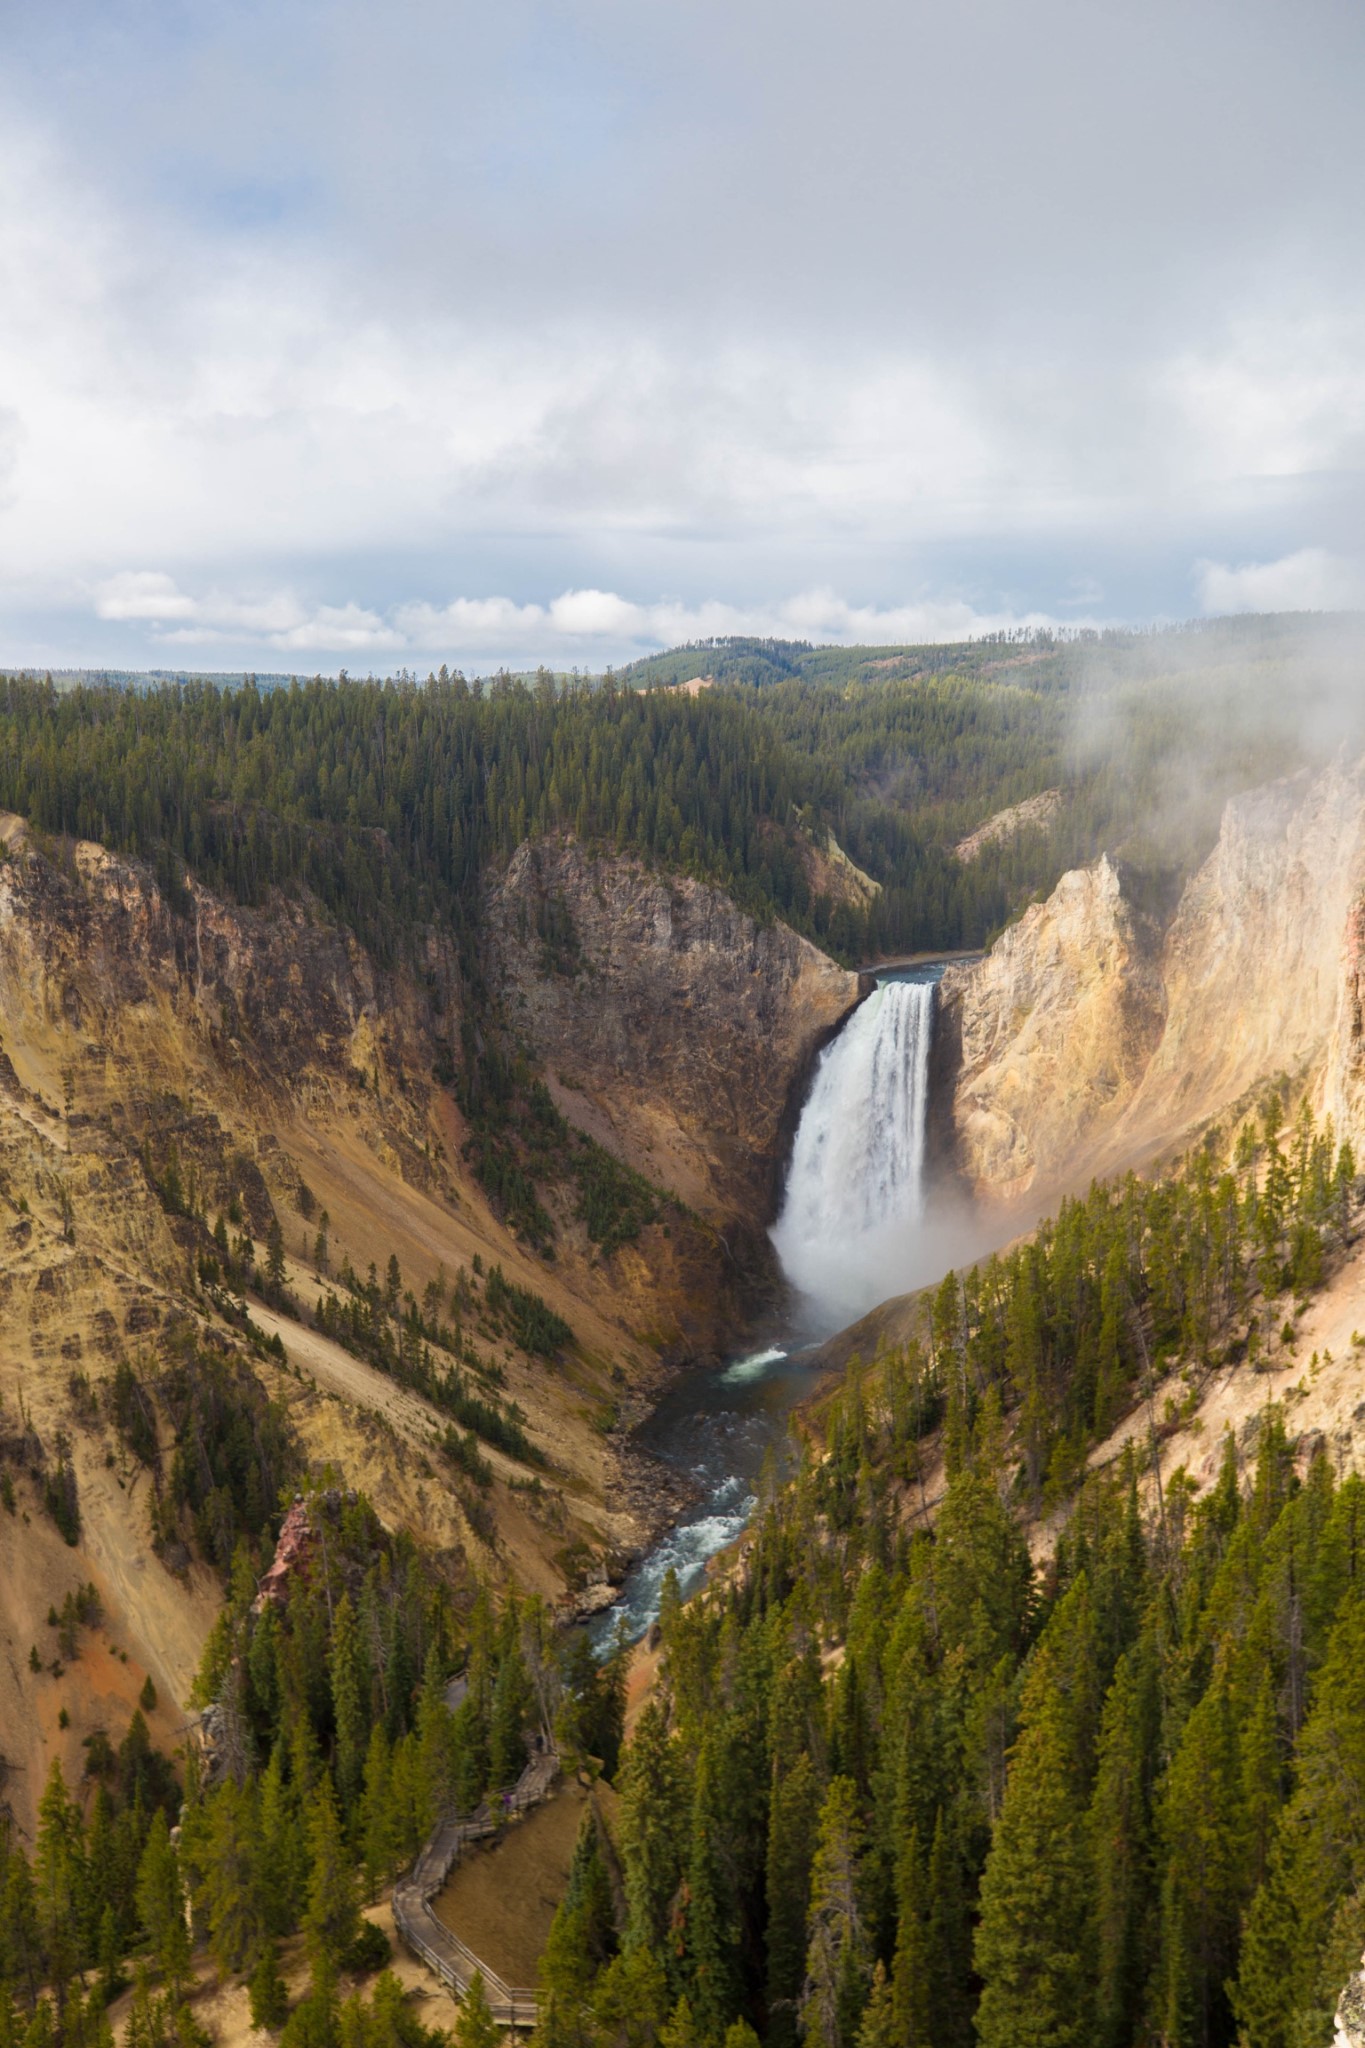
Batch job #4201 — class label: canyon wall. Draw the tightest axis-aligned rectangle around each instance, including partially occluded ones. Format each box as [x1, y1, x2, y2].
[0, 816, 863, 1830]
[937, 758, 1365, 1203]
[485, 834, 866, 1227]
[936, 855, 1166, 1200]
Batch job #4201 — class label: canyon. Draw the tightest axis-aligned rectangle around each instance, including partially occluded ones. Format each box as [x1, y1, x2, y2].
[0, 817, 856, 1835]
[9, 748, 1365, 1858]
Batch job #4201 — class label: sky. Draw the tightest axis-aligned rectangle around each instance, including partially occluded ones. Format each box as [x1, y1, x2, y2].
[1, 0, 1363, 673]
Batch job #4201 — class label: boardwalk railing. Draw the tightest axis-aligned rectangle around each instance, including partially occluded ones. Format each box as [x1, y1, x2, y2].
[392, 1745, 559, 2031]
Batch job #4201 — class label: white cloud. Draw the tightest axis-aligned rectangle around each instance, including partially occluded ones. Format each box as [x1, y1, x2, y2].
[1195, 548, 1365, 616]
[93, 572, 400, 653]
[96, 571, 200, 622]
[2, 0, 1365, 669]
[99, 573, 1095, 665]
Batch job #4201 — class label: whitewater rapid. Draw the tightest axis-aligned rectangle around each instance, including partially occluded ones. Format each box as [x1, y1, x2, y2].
[771, 973, 936, 1329]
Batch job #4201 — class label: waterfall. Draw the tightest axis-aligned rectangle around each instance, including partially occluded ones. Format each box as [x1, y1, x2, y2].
[771, 975, 937, 1330]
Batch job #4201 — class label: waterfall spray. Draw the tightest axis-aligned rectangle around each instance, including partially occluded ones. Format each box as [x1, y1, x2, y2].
[771, 976, 936, 1329]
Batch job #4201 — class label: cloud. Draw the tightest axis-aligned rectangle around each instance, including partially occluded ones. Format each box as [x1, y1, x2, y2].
[94, 572, 1094, 666]
[94, 573, 399, 653]
[96, 571, 199, 623]
[1195, 549, 1365, 616]
[2, 4, 1365, 667]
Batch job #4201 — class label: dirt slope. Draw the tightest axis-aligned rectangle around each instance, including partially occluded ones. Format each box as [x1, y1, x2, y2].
[0, 814, 852, 1834]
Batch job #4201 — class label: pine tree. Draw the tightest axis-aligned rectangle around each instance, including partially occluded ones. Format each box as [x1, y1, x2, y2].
[1155, 1668, 1247, 2048]
[452, 1974, 499, 2048]
[924, 1812, 973, 2048]
[488, 1627, 533, 1789]
[801, 1777, 870, 2048]
[330, 1596, 369, 1817]
[97, 1900, 124, 2006]
[1087, 1641, 1156, 2048]
[3, 1849, 44, 2007]
[414, 1656, 456, 1838]
[887, 1826, 934, 2048]
[766, 1753, 820, 2048]
[33, 1761, 86, 2016]
[587, 1949, 671, 2048]
[617, 1701, 688, 1967]
[541, 1813, 617, 2017]
[303, 1780, 360, 1983]
[1232, 1593, 1365, 2046]
[134, 1813, 191, 1997]
[683, 1738, 739, 2041]
[267, 1219, 287, 1291]
[1229, 1842, 1301, 2048]
[658, 1997, 704, 2048]
[723, 2023, 761, 2048]
[358, 1726, 395, 1899]
[250, 1943, 291, 2031]
[854, 1964, 894, 2048]
[974, 1673, 1093, 2048]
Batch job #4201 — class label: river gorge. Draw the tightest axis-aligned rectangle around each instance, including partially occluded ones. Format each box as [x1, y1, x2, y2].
[592, 963, 949, 1646]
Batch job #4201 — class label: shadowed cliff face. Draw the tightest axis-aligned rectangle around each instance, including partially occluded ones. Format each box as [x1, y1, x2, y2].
[485, 835, 866, 1233]
[937, 759, 1365, 1203]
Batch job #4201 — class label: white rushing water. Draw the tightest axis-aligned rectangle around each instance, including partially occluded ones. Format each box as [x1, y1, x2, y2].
[771, 974, 936, 1329]
[589, 973, 945, 1649]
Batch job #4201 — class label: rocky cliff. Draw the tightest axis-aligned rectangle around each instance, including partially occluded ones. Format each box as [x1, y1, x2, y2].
[937, 758, 1365, 1204]
[0, 815, 860, 1832]
[485, 834, 866, 1230]
[936, 855, 1166, 1199]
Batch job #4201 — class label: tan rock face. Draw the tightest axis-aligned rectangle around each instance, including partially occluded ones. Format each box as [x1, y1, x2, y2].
[954, 787, 1063, 864]
[1324, 881, 1365, 1149]
[485, 835, 866, 1227]
[938, 759, 1365, 1203]
[937, 855, 1166, 1200]
[1134, 761, 1365, 1135]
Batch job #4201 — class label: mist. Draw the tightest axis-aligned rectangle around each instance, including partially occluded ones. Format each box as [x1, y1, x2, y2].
[1049, 615, 1365, 912]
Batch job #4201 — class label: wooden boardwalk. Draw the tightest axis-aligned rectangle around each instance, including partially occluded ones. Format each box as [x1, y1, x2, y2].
[392, 1743, 559, 2030]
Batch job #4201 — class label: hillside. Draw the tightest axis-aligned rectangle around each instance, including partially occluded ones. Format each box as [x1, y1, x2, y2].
[0, 810, 854, 1838]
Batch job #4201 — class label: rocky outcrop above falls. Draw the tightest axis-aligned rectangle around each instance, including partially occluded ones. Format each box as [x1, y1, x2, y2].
[937, 855, 1165, 1200]
[938, 759, 1365, 1203]
[0, 818, 453, 1104]
[485, 835, 866, 1227]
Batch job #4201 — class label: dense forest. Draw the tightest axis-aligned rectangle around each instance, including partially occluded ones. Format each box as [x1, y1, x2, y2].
[3, 617, 1354, 986]
[4, 1095, 1362, 2048]
[526, 1093, 1365, 2048]
[0, 1470, 626, 2048]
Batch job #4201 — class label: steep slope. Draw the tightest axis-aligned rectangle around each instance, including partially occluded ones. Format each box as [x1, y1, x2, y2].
[935, 854, 1165, 1200]
[1127, 760, 1365, 1140]
[0, 816, 853, 1836]
[936, 758, 1365, 1205]
[485, 834, 865, 1232]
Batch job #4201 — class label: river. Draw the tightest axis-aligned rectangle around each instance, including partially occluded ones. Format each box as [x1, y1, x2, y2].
[589, 963, 948, 1650]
